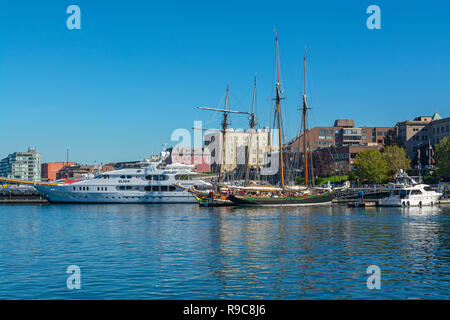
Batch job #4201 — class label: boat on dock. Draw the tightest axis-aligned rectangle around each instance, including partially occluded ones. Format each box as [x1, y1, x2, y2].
[377, 170, 441, 207]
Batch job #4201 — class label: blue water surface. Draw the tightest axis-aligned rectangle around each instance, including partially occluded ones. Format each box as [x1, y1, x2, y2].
[0, 204, 448, 299]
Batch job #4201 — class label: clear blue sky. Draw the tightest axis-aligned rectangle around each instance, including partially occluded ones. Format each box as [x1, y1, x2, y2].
[1, 0, 449, 164]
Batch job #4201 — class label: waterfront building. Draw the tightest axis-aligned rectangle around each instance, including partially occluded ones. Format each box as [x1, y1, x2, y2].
[396, 112, 449, 163]
[203, 127, 275, 173]
[41, 162, 76, 181]
[286, 119, 391, 153]
[0, 147, 41, 182]
[168, 146, 211, 173]
[310, 145, 382, 176]
[284, 119, 390, 177]
[56, 163, 115, 180]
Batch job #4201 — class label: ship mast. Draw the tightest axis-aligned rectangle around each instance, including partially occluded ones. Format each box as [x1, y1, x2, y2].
[198, 84, 250, 191]
[218, 83, 230, 187]
[244, 76, 257, 186]
[275, 30, 285, 187]
[302, 49, 309, 187]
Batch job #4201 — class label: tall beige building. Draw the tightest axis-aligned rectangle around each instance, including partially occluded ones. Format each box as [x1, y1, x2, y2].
[204, 127, 277, 172]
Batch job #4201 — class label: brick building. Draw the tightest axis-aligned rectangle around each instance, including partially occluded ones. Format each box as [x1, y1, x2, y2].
[311, 145, 382, 176]
[287, 119, 391, 152]
[41, 162, 76, 181]
[284, 119, 391, 177]
[56, 163, 115, 180]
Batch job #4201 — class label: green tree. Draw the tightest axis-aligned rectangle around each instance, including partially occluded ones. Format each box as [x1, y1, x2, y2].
[435, 136, 450, 181]
[383, 145, 411, 177]
[354, 149, 389, 184]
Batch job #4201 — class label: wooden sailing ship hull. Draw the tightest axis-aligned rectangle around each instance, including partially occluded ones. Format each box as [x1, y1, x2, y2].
[192, 193, 236, 207]
[228, 192, 332, 206]
[198, 197, 236, 207]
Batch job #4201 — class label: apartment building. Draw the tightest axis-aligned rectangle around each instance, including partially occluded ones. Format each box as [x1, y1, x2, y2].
[0, 147, 41, 182]
[397, 112, 449, 160]
[311, 145, 382, 176]
[287, 119, 391, 152]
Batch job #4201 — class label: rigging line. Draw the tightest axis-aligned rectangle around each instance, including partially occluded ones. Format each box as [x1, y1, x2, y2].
[306, 116, 316, 186]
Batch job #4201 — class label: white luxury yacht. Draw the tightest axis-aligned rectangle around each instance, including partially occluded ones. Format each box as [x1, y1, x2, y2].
[378, 170, 441, 207]
[33, 162, 212, 204]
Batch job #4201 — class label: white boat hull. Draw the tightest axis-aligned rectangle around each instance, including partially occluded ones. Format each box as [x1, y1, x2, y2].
[34, 185, 197, 204]
[378, 194, 441, 207]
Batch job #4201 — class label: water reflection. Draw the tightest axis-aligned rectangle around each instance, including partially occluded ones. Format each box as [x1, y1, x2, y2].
[0, 204, 448, 299]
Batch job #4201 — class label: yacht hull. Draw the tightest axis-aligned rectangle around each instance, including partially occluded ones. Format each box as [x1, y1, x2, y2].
[34, 185, 197, 204]
[378, 195, 441, 207]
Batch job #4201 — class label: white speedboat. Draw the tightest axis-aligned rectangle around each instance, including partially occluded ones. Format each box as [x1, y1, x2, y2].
[33, 162, 212, 204]
[378, 170, 441, 207]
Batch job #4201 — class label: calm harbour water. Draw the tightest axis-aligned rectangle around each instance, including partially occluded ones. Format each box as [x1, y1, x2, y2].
[0, 203, 448, 299]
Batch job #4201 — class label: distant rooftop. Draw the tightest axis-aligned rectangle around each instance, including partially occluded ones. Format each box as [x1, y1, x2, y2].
[432, 111, 442, 120]
[334, 119, 355, 128]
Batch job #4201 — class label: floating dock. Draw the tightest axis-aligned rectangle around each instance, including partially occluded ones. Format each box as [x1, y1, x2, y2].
[0, 199, 48, 204]
[347, 201, 377, 208]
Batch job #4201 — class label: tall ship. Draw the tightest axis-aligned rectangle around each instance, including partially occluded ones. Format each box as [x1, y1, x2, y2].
[3, 161, 212, 204]
[182, 82, 252, 207]
[378, 170, 441, 207]
[229, 31, 348, 206]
